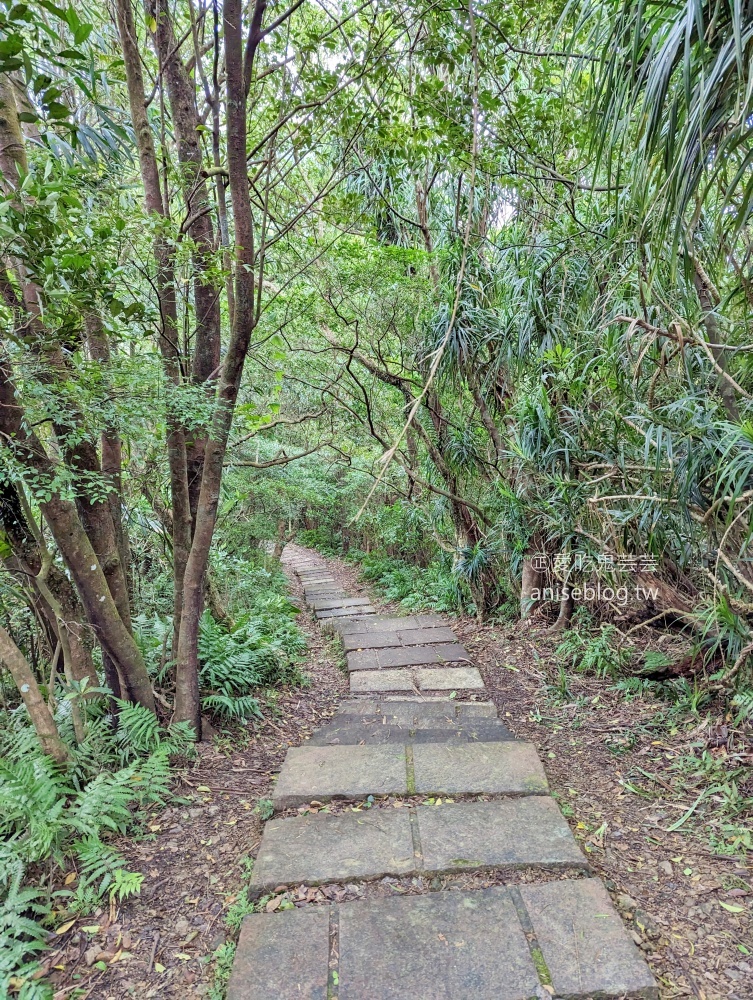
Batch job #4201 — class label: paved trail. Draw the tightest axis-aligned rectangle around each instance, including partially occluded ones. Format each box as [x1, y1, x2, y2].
[228, 548, 658, 999]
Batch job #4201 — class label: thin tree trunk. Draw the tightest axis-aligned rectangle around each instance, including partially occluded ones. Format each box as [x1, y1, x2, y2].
[0, 625, 70, 764]
[521, 539, 545, 619]
[85, 313, 131, 598]
[174, 0, 259, 732]
[150, 0, 222, 525]
[0, 358, 155, 710]
[114, 0, 193, 652]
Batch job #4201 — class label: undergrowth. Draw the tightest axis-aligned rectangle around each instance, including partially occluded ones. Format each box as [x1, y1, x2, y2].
[346, 550, 468, 613]
[135, 591, 308, 723]
[0, 703, 195, 998]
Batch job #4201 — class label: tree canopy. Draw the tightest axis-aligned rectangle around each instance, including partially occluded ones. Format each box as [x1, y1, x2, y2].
[2, 0, 753, 991]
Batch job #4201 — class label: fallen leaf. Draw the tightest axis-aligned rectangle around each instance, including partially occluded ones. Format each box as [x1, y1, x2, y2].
[55, 920, 76, 935]
[154, 962, 166, 973]
[719, 902, 746, 914]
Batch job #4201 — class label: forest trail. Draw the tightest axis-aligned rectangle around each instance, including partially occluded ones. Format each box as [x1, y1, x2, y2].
[227, 546, 658, 999]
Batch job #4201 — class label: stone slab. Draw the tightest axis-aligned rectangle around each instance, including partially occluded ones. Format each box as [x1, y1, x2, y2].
[228, 906, 329, 1000]
[419, 797, 585, 871]
[521, 878, 658, 998]
[309, 722, 514, 746]
[412, 741, 548, 795]
[416, 666, 485, 690]
[309, 597, 372, 610]
[342, 626, 458, 651]
[334, 699, 498, 720]
[316, 606, 376, 619]
[338, 888, 539, 1000]
[330, 614, 448, 634]
[347, 642, 469, 671]
[333, 701, 467, 722]
[250, 808, 415, 892]
[350, 669, 416, 693]
[272, 744, 407, 808]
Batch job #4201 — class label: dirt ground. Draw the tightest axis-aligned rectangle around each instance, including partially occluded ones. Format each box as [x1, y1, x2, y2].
[459, 617, 753, 1000]
[45, 549, 752, 999]
[45, 556, 349, 999]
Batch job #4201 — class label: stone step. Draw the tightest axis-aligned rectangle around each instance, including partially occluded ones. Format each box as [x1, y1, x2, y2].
[308, 596, 372, 610]
[346, 642, 468, 671]
[342, 625, 458, 651]
[307, 721, 514, 746]
[350, 666, 484, 694]
[327, 613, 448, 634]
[271, 740, 548, 809]
[326, 712, 511, 732]
[335, 699, 498, 719]
[317, 606, 376, 619]
[250, 796, 586, 894]
[230, 880, 657, 1000]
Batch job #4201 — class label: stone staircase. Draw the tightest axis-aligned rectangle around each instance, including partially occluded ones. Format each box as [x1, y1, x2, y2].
[227, 550, 658, 999]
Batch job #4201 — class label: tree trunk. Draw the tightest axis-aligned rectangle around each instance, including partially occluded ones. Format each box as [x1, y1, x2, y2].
[85, 313, 132, 599]
[150, 0, 222, 525]
[174, 0, 259, 732]
[0, 625, 70, 764]
[0, 358, 155, 711]
[521, 540, 545, 619]
[114, 0, 193, 651]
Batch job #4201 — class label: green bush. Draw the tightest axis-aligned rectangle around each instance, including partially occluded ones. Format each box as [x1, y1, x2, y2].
[0, 704, 194, 996]
[350, 551, 467, 612]
[556, 626, 631, 679]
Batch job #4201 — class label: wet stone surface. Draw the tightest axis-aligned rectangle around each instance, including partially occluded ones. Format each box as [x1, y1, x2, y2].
[330, 614, 449, 634]
[415, 666, 485, 691]
[418, 796, 586, 872]
[349, 669, 416, 693]
[347, 642, 468, 671]
[342, 626, 458, 651]
[316, 606, 376, 619]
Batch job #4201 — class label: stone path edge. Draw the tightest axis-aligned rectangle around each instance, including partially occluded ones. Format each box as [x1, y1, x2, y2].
[229, 879, 659, 1000]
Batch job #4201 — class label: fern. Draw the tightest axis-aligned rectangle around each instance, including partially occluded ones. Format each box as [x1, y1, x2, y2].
[0, 850, 50, 998]
[0, 758, 70, 863]
[201, 693, 262, 721]
[556, 626, 631, 679]
[732, 688, 753, 723]
[115, 701, 163, 755]
[109, 869, 144, 903]
[68, 770, 135, 838]
[126, 746, 174, 806]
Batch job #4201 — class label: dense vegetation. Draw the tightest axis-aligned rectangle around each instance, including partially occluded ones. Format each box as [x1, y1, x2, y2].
[1, 0, 753, 994]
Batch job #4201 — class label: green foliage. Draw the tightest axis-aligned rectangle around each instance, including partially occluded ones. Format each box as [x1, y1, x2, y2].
[0, 851, 49, 996]
[208, 941, 237, 1000]
[0, 706, 192, 993]
[732, 689, 753, 724]
[350, 551, 467, 613]
[556, 626, 632, 679]
[197, 596, 307, 722]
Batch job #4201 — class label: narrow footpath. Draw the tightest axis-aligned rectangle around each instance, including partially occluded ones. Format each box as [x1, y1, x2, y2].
[227, 547, 658, 999]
